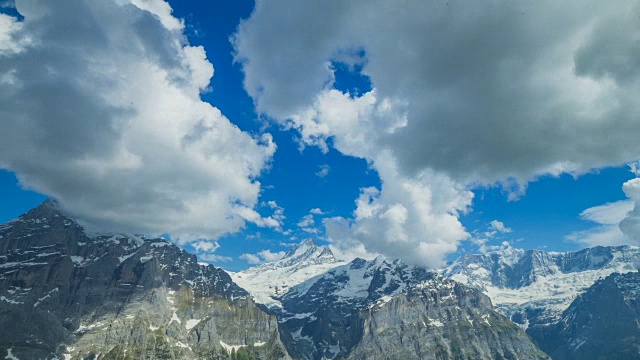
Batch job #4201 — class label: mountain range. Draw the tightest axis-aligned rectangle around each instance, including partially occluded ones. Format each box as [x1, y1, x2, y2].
[0, 201, 289, 360]
[443, 245, 640, 359]
[1, 201, 639, 359]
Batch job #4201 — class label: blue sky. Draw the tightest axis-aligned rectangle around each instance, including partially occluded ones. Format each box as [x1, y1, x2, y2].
[1, 0, 639, 271]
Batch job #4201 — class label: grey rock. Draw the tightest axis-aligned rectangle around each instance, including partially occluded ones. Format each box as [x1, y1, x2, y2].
[276, 257, 547, 360]
[0, 200, 290, 360]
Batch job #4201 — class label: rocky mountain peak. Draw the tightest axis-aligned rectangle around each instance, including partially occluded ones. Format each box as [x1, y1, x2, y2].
[278, 255, 547, 360]
[280, 238, 335, 266]
[284, 238, 317, 257]
[11, 198, 74, 225]
[0, 202, 290, 359]
[261, 239, 337, 271]
[230, 240, 343, 309]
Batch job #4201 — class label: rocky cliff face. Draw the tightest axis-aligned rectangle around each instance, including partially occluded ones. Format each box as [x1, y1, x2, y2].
[443, 246, 640, 329]
[531, 271, 640, 360]
[0, 200, 290, 360]
[276, 257, 547, 360]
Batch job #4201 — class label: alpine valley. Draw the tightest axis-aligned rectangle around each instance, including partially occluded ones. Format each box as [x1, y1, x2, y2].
[1, 201, 639, 359]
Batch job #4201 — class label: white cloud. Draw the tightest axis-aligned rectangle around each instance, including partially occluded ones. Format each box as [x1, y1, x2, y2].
[192, 240, 219, 253]
[489, 220, 512, 234]
[323, 153, 472, 267]
[257, 249, 286, 262]
[240, 253, 262, 265]
[234, 206, 282, 230]
[240, 249, 286, 264]
[629, 161, 640, 177]
[568, 167, 640, 247]
[620, 178, 640, 242]
[190, 240, 235, 264]
[266, 200, 286, 224]
[582, 200, 635, 225]
[0, 13, 29, 54]
[296, 208, 328, 234]
[316, 164, 330, 178]
[233, 0, 640, 266]
[567, 199, 635, 247]
[235, 0, 640, 184]
[297, 214, 315, 228]
[0, 0, 276, 245]
[199, 253, 232, 263]
[130, 0, 183, 31]
[470, 220, 513, 253]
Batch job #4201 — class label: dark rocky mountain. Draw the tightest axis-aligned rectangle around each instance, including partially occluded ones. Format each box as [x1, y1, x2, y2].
[531, 271, 640, 360]
[276, 257, 548, 360]
[0, 200, 290, 359]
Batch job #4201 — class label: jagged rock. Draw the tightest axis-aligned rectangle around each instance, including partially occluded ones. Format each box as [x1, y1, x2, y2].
[276, 257, 547, 360]
[0, 200, 290, 360]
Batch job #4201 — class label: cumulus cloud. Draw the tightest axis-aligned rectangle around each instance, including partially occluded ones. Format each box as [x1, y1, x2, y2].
[0, 0, 276, 243]
[468, 220, 514, 254]
[296, 208, 329, 235]
[297, 213, 319, 234]
[258, 249, 286, 262]
[489, 220, 512, 234]
[192, 240, 220, 253]
[568, 163, 640, 248]
[322, 152, 472, 266]
[234, 0, 640, 266]
[189, 240, 234, 264]
[483, 220, 512, 238]
[240, 249, 286, 264]
[239, 253, 261, 265]
[297, 214, 314, 228]
[235, 0, 640, 183]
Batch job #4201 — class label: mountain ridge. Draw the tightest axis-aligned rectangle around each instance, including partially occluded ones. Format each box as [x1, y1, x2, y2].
[275, 256, 548, 359]
[531, 271, 640, 359]
[0, 200, 290, 359]
[230, 238, 344, 308]
[443, 245, 640, 327]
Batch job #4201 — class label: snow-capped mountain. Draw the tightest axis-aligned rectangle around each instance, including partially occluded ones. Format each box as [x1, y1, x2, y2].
[532, 271, 640, 359]
[0, 200, 290, 359]
[277, 256, 547, 360]
[0, 201, 551, 359]
[230, 239, 343, 308]
[443, 246, 640, 329]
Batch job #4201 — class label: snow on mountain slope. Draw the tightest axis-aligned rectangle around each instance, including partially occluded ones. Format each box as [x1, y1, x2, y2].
[276, 256, 547, 360]
[443, 245, 640, 328]
[532, 271, 640, 360]
[230, 239, 343, 308]
[0, 200, 290, 359]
